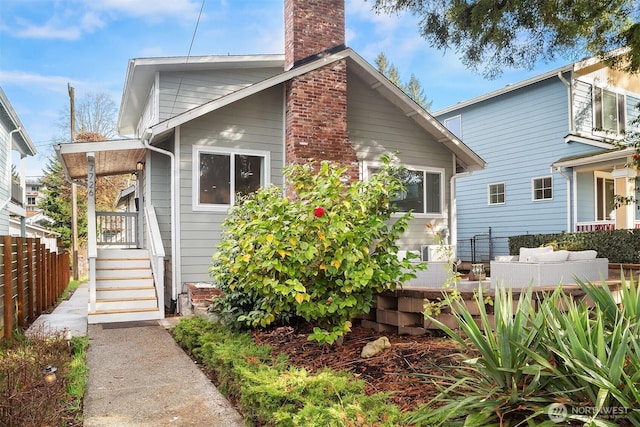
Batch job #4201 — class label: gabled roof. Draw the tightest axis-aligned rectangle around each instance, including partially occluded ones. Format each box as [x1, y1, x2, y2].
[118, 54, 284, 135]
[552, 146, 634, 168]
[434, 64, 574, 116]
[0, 86, 36, 156]
[138, 48, 485, 172]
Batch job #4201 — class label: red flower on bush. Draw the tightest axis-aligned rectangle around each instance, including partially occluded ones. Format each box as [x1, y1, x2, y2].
[634, 152, 639, 160]
[314, 207, 325, 218]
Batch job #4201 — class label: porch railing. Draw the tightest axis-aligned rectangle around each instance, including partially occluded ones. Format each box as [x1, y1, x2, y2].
[576, 221, 615, 232]
[96, 212, 138, 247]
[145, 205, 165, 313]
[11, 180, 23, 206]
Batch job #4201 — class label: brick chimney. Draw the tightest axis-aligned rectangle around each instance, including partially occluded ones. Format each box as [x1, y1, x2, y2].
[284, 0, 358, 181]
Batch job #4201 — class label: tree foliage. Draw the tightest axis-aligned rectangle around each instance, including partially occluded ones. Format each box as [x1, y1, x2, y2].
[370, 0, 640, 78]
[375, 52, 432, 110]
[41, 93, 127, 248]
[209, 158, 424, 345]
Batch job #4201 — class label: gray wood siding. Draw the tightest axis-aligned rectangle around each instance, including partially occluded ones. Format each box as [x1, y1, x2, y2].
[177, 85, 284, 284]
[438, 77, 597, 259]
[158, 67, 281, 122]
[150, 143, 172, 256]
[347, 71, 453, 251]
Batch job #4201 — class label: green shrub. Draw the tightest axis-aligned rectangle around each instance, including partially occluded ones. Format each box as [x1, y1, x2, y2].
[407, 280, 640, 426]
[171, 317, 403, 427]
[210, 157, 424, 344]
[509, 229, 640, 263]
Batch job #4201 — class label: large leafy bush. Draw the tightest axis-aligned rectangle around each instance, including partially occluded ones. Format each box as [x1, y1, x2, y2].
[210, 158, 423, 344]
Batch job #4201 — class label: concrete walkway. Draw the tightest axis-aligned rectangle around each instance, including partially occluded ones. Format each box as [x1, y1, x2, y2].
[27, 283, 244, 427]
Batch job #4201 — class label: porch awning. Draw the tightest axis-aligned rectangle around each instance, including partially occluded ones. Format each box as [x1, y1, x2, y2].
[551, 147, 635, 169]
[54, 139, 146, 180]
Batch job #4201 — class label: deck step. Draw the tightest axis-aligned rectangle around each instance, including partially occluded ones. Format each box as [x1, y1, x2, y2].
[94, 298, 158, 311]
[88, 307, 162, 324]
[96, 277, 154, 287]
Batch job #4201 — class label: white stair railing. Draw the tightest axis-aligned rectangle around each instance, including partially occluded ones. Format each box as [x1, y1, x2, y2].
[145, 205, 165, 315]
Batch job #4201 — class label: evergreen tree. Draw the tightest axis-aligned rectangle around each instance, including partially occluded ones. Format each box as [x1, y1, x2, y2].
[371, 0, 640, 78]
[374, 52, 432, 110]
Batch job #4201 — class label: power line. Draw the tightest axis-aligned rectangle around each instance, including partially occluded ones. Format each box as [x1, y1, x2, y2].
[169, 0, 205, 117]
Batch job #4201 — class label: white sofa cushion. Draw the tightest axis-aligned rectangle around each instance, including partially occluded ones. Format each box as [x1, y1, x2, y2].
[519, 246, 554, 262]
[567, 250, 598, 261]
[530, 250, 570, 262]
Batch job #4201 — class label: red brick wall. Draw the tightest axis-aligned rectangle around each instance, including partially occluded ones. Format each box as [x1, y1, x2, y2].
[285, 0, 345, 70]
[285, 60, 358, 181]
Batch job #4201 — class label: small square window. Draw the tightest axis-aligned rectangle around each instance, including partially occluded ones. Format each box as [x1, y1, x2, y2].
[489, 183, 505, 205]
[533, 177, 553, 201]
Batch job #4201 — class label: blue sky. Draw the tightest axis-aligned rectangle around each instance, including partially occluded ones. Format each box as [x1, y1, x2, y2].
[1, 0, 569, 176]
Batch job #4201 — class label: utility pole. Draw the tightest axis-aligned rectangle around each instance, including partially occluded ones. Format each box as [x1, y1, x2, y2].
[68, 83, 79, 281]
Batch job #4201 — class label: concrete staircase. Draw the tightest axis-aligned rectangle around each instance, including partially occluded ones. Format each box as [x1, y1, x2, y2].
[88, 248, 162, 324]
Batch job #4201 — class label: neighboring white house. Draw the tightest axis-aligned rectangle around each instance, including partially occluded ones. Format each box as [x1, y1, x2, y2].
[1, 86, 37, 236]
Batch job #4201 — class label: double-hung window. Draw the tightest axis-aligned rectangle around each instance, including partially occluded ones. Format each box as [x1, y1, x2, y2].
[488, 183, 505, 205]
[532, 176, 552, 201]
[594, 86, 626, 135]
[366, 164, 444, 215]
[193, 146, 270, 211]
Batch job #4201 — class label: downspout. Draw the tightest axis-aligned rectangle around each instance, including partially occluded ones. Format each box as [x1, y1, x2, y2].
[1, 128, 21, 211]
[141, 128, 178, 312]
[555, 166, 572, 232]
[557, 71, 575, 134]
[449, 170, 473, 247]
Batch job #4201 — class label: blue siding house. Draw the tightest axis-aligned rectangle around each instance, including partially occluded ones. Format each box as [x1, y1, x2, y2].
[435, 57, 640, 261]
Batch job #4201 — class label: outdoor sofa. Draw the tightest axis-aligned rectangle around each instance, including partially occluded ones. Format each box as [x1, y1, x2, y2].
[490, 246, 608, 288]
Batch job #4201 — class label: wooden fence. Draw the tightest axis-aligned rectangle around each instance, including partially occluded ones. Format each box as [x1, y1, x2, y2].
[1, 235, 70, 340]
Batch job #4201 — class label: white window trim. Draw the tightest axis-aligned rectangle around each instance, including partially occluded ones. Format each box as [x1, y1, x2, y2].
[363, 161, 445, 218]
[488, 182, 505, 205]
[443, 115, 462, 139]
[192, 145, 271, 212]
[592, 85, 626, 139]
[532, 176, 553, 201]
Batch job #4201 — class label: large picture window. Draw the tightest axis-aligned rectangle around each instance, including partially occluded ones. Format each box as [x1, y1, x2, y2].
[193, 147, 269, 211]
[366, 164, 443, 215]
[594, 87, 625, 135]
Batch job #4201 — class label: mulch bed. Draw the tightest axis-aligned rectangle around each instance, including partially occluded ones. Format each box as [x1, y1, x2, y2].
[251, 323, 465, 412]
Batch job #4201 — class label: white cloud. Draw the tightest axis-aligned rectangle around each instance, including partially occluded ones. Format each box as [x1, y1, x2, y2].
[0, 70, 81, 91]
[14, 21, 82, 40]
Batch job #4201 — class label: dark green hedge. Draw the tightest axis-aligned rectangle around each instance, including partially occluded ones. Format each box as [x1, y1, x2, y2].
[509, 229, 640, 264]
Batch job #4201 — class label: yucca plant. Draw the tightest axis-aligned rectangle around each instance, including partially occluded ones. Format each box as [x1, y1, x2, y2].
[527, 290, 640, 426]
[406, 285, 561, 426]
[407, 282, 640, 426]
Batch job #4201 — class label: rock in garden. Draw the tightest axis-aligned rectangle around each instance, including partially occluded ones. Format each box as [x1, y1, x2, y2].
[361, 336, 391, 358]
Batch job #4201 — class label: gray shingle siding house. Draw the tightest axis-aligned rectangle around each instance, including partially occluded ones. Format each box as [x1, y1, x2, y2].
[55, 0, 484, 322]
[435, 57, 640, 261]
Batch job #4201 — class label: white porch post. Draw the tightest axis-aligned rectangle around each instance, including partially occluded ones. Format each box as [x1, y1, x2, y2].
[612, 167, 637, 229]
[87, 152, 97, 312]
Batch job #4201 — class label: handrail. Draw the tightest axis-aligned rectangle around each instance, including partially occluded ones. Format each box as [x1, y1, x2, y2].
[96, 212, 138, 246]
[145, 205, 165, 313]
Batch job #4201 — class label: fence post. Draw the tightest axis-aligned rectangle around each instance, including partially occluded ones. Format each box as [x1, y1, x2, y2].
[26, 238, 35, 323]
[16, 237, 25, 328]
[36, 238, 46, 316]
[3, 235, 13, 340]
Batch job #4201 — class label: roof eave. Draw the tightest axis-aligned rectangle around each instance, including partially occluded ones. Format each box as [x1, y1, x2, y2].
[117, 54, 286, 136]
